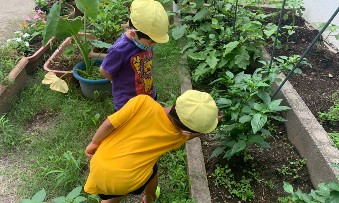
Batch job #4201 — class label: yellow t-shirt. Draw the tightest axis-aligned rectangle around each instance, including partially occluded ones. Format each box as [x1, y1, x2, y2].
[84, 95, 189, 195]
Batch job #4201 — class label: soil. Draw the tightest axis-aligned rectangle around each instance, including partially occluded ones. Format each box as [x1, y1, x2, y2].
[49, 47, 83, 71]
[201, 14, 339, 203]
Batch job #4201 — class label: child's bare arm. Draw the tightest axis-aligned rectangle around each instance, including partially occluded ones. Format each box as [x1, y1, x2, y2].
[100, 66, 112, 81]
[85, 119, 115, 157]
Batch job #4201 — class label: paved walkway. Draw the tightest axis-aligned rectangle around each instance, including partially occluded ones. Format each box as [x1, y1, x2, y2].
[0, 0, 35, 43]
[0, 1, 34, 203]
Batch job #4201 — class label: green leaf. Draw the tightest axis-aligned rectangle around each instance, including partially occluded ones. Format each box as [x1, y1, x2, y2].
[223, 41, 239, 56]
[283, 182, 294, 194]
[268, 99, 282, 110]
[234, 50, 250, 69]
[75, 0, 98, 20]
[188, 52, 207, 60]
[258, 92, 271, 104]
[192, 63, 208, 81]
[73, 196, 88, 203]
[216, 98, 232, 106]
[248, 135, 264, 143]
[327, 191, 339, 203]
[239, 115, 251, 123]
[91, 40, 112, 49]
[206, 55, 219, 69]
[270, 116, 287, 122]
[171, 25, 187, 40]
[251, 114, 267, 134]
[42, 2, 61, 45]
[195, 0, 205, 9]
[31, 189, 47, 202]
[211, 146, 225, 158]
[55, 18, 82, 38]
[230, 140, 246, 156]
[193, 8, 209, 22]
[253, 103, 266, 111]
[66, 186, 82, 200]
[52, 196, 66, 203]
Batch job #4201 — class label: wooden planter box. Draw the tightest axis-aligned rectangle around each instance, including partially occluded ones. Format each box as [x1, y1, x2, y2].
[0, 57, 29, 114]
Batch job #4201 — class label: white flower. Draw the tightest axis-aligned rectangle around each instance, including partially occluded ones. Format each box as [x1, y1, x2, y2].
[23, 33, 30, 38]
[25, 42, 29, 47]
[14, 31, 22, 34]
[16, 38, 22, 42]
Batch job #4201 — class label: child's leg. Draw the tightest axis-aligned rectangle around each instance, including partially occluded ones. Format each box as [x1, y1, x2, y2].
[101, 195, 126, 203]
[143, 174, 158, 203]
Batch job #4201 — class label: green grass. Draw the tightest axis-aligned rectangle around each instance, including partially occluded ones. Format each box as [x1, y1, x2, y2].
[0, 37, 191, 202]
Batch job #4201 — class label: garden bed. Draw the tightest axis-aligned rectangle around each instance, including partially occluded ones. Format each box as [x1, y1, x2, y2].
[181, 12, 339, 203]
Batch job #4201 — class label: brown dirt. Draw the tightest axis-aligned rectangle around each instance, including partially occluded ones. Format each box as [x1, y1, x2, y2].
[49, 47, 83, 71]
[202, 14, 338, 203]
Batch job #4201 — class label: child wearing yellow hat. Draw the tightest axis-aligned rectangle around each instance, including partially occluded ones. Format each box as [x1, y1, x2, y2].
[84, 90, 219, 203]
[99, 0, 169, 111]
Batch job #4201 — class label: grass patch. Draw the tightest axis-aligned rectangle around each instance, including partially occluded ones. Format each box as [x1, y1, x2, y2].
[0, 37, 192, 202]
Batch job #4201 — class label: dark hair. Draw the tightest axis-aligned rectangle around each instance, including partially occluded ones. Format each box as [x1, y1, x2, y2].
[128, 19, 152, 40]
[168, 104, 198, 133]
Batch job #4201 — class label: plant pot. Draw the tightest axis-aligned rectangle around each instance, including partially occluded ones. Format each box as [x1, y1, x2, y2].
[43, 33, 97, 83]
[38, 3, 76, 20]
[89, 47, 107, 59]
[26, 37, 55, 74]
[68, 1, 83, 18]
[43, 36, 77, 82]
[0, 57, 29, 114]
[73, 58, 112, 99]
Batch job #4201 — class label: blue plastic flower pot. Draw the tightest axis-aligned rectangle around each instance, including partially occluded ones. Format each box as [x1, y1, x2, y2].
[73, 58, 112, 99]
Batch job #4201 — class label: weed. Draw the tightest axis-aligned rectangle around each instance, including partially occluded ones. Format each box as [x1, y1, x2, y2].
[277, 159, 306, 180]
[157, 148, 193, 202]
[328, 132, 339, 148]
[0, 115, 23, 151]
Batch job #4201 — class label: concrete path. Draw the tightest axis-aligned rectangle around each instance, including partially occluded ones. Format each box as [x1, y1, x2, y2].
[0, 0, 35, 43]
[0, 1, 34, 203]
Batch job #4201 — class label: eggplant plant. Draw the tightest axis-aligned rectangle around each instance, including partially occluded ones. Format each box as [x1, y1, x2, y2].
[42, 0, 99, 78]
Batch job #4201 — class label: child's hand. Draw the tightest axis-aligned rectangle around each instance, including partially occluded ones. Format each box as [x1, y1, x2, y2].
[85, 142, 99, 158]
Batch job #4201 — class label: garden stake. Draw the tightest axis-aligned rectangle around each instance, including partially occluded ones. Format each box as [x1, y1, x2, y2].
[268, 0, 287, 71]
[271, 6, 339, 99]
[234, 0, 239, 34]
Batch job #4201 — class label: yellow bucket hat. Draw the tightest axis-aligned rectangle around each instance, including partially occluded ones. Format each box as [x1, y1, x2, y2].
[176, 90, 218, 133]
[130, 0, 169, 43]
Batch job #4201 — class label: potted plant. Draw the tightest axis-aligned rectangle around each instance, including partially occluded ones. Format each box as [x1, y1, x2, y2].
[42, 0, 111, 99]
[34, 0, 76, 20]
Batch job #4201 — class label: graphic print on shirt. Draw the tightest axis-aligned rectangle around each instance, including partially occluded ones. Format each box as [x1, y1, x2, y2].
[130, 51, 154, 95]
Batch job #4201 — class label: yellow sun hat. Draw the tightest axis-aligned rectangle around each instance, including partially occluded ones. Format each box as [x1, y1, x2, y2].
[130, 0, 169, 43]
[176, 90, 218, 133]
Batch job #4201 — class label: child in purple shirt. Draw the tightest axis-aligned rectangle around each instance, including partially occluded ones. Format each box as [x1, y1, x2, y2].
[100, 0, 169, 111]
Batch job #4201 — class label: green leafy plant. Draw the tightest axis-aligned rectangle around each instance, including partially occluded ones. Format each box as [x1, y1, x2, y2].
[0, 115, 23, 150]
[275, 55, 311, 74]
[172, 0, 279, 81]
[277, 159, 306, 180]
[212, 164, 254, 201]
[45, 151, 85, 189]
[319, 91, 339, 124]
[6, 31, 33, 56]
[87, 0, 130, 44]
[328, 132, 339, 148]
[0, 46, 21, 86]
[211, 66, 290, 158]
[42, 0, 100, 78]
[284, 0, 305, 27]
[20, 186, 87, 203]
[278, 181, 339, 203]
